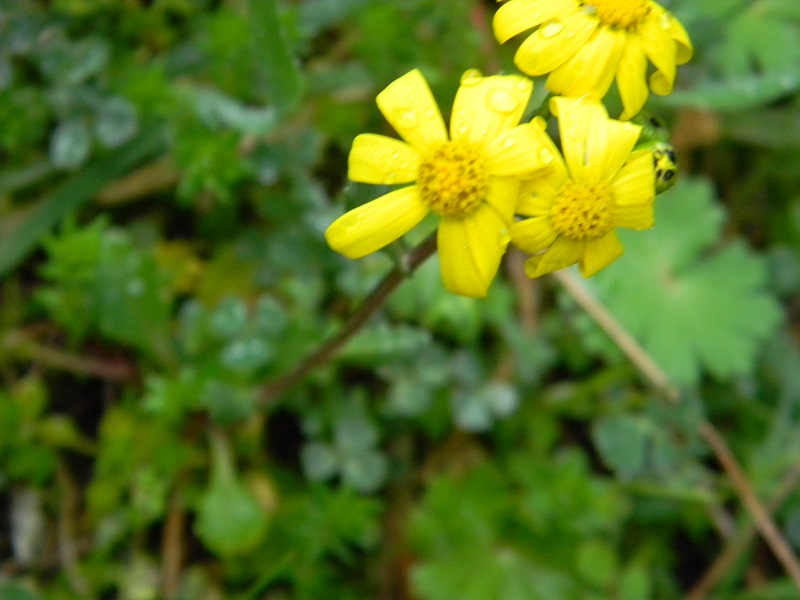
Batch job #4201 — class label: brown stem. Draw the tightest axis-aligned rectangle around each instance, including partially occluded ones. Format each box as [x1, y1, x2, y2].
[686, 464, 800, 600]
[551, 268, 800, 593]
[697, 423, 800, 592]
[161, 485, 186, 599]
[550, 269, 679, 403]
[260, 234, 437, 404]
[3, 331, 136, 381]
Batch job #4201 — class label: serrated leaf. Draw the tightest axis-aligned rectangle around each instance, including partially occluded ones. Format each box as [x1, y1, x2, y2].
[591, 177, 783, 385]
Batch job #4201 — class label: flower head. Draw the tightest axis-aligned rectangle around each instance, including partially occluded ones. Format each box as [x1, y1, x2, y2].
[493, 0, 693, 119]
[326, 69, 554, 297]
[510, 97, 655, 278]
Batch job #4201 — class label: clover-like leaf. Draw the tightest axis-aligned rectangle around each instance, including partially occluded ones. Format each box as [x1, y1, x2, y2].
[591, 177, 783, 386]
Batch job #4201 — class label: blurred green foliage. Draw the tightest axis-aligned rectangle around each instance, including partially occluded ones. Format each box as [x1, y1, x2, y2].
[1, 0, 800, 599]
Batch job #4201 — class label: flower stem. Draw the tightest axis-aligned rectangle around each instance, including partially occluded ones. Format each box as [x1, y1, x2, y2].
[551, 268, 800, 593]
[260, 233, 437, 405]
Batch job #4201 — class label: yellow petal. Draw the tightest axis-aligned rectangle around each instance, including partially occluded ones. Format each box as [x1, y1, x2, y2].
[515, 174, 561, 216]
[437, 204, 508, 297]
[638, 15, 677, 96]
[668, 15, 694, 65]
[484, 176, 521, 224]
[551, 97, 607, 181]
[611, 151, 655, 207]
[510, 217, 558, 254]
[493, 0, 579, 44]
[547, 25, 626, 100]
[450, 74, 532, 147]
[484, 123, 556, 177]
[376, 70, 448, 153]
[524, 236, 583, 278]
[579, 232, 624, 276]
[513, 10, 597, 75]
[616, 36, 649, 120]
[325, 186, 428, 259]
[348, 134, 421, 184]
[585, 117, 642, 182]
[615, 203, 654, 230]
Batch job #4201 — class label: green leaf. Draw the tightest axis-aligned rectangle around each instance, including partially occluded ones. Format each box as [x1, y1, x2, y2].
[94, 96, 138, 148]
[247, 0, 303, 115]
[0, 582, 42, 600]
[717, 7, 800, 77]
[656, 72, 800, 111]
[195, 433, 269, 557]
[591, 177, 783, 385]
[49, 118, 92, 169]
[592, 415, 648, 481]
[0, 127, 164, 277]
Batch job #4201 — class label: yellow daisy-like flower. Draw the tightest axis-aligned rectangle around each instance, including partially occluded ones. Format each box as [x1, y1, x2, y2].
[493, 0, 693, 119]
[510, 97, 655, 278]
[326, 69, 554, 297]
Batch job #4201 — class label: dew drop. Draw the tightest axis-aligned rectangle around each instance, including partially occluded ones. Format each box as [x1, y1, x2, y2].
[540, 21, 564, 39]
[458, 123, 469, 135]
[460, 68, 483, 86]
[392, 150, 401, 159]
[659, 12, 672, 29]
[514, 79, 530, 93]
[502, 136, 515, 149]
[486, 87, 519, 114]
[538, 147, 554, 164]
[424, 107, 437, 120]
[394, 108, 419, 129]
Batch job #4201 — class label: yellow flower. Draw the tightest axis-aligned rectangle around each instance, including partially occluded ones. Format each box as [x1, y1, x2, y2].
[493, 0, 693, 119]
[326, 69, 554, 297]
[510, 97, 655, 278]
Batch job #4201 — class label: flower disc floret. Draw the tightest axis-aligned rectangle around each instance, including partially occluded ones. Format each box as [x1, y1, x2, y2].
[582, 0, 649, 30]
[417, 141, 488, 218]
[550, 181, 614, 241]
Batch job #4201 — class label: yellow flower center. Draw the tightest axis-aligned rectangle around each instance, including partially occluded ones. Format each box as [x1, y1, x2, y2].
[417, 140, 489, 219]
[582, 0, 650, 30]
[550, 181, 614, 241]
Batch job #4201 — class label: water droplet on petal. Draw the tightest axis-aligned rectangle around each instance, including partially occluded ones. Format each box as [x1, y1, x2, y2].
[514, 79, 530, 93]
[486, 88, 519, 114]
[394, 108, 419, 129]
[660, 12, 672, 29]
[460, 69, 483, 86]
[540, 21, 564, 39]
[539, 147, 554, 164]
[424, 107, 436, 120]
[391, 150, 400, 159]
[503, 136, 515, 149]
[458, 123, 469, 135]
